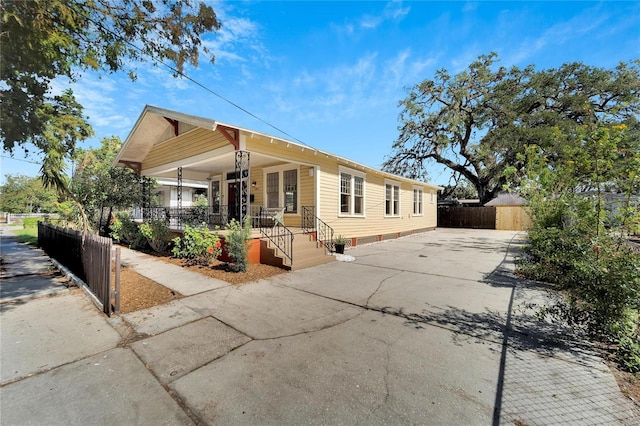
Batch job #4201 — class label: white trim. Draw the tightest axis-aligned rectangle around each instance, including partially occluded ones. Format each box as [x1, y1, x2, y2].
[384, 179, 401, 217]
[262, 164, 301, 215]
[338, 166, 366, 218]
[315, 166, 321, 219]
[430, 190, 436, 204]
[412, 186, 424, 216]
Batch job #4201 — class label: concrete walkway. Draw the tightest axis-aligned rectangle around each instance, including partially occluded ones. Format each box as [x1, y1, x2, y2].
[1, 228, 638, 425]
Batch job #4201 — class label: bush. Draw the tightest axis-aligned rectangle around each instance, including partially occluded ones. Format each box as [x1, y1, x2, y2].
[225, 217, 251, 272]
[110, 213, 146, 249]
[617, 333, 640, 373]
[171, 222, 222, 265]
[139, 220, 171, 253]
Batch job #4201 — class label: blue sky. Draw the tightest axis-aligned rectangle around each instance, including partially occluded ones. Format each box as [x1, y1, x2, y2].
[2, 0, 639, 186]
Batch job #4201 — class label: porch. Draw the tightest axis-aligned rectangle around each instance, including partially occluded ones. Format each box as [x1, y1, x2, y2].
[133, 205, 335, 271]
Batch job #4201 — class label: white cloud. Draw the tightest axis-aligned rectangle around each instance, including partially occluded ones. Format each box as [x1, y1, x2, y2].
[337, 1, 411, 32]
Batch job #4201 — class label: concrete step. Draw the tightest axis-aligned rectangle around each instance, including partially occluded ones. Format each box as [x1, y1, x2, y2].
[263, 233, 334, 271]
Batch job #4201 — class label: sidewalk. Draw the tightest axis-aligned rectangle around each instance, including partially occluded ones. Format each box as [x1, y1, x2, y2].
[0, 225, 69, 302]
[1, 228, 637, 424]
[118, 245, 229, 296]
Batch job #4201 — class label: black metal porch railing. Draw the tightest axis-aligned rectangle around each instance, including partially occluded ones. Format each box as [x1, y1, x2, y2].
[302, 206, 334, 252]
[258, 206, 293, 265]
[136, 205, 264, 229]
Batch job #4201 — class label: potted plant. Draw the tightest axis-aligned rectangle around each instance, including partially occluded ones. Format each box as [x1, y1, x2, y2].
[333, 235, 347, 254]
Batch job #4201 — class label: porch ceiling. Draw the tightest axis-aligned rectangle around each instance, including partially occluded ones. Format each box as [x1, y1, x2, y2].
[148, 151, 287, 180]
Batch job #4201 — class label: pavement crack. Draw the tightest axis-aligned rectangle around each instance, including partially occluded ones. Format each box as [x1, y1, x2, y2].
[365, 270, 403, 308]
[253, 309, 365, 342]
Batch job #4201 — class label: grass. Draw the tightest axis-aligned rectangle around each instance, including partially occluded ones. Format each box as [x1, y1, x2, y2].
[10, 225, 39, 246]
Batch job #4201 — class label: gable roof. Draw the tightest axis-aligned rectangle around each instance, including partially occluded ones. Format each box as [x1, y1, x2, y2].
[485, 192, 528, 206]
[115, 105, 442, 190]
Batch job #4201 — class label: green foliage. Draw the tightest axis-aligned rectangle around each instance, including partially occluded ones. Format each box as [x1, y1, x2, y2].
[617, 333, 640, 374]
[1, 0, 221, 194]
[333, 234, 348, 245]
[13, 226, 38, 246]
[109, 212, 145, 249]
[225, 217, 251, 272]
[139, 220, 171, 253]
[0, 174, 59, 213]
[22, 217, 43, 229]
[517, 123, 640, 372]
[171, 223, 222, 266]
[384, 53, 640, 204]
[71, 137, 149, 235]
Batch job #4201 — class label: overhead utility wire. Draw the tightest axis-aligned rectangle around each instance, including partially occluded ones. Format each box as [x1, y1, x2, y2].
[71, 5, 312, 148]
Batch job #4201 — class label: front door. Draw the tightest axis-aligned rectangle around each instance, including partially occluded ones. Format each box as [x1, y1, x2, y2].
[227, 182, 239, 222]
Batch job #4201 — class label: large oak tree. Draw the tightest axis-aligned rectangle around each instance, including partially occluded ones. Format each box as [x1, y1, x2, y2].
[383, 53, 640, 204]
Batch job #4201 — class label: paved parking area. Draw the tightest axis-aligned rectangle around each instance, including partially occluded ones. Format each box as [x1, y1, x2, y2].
[1, 228, 638, 425]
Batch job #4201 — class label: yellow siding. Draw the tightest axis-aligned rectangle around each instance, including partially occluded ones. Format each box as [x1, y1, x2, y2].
[317, 164, 437, 239]
[143, 128, 229, 170]
[300, 165, 315, 210]
[249, 167, 264, 207]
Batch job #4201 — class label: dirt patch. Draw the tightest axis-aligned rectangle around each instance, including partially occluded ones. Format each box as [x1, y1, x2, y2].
[158, 256, 286, 285]
[113, 251, 286, 314]
[116, 267, 183, 314]
[607, 361, 640, 406]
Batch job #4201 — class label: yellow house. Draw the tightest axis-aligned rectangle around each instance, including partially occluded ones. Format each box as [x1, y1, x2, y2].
[115, 105, 440, 269]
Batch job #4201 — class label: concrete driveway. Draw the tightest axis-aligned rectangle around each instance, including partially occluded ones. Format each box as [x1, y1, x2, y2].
[1, 228, 638, 425]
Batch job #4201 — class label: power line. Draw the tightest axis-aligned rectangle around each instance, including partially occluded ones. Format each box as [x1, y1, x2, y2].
[1, 155, 41, 165]
[66, 3, 313, 148]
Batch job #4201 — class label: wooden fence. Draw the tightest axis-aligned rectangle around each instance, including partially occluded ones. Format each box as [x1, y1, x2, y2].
[437, 206, 497, 229]
[38, 223, 120, 316]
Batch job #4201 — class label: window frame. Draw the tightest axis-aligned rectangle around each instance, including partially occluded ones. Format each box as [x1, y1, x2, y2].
[384, 179, 401, 217]
[338, 166, 366, 218]
[413, 186, 424, 216]
[263, 165, 300, 215]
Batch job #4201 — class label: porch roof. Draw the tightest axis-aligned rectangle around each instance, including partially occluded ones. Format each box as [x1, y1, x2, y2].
[114, 105, 442, 190]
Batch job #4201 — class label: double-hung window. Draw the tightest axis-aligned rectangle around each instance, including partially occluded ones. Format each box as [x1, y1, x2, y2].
[283, 169, 297, 213]
[385, 181, 401, 217]
[413, 187, 423, 215]
[339, 167, 365, 217]
[266, 172, 279, 208]
[264, 166, 299, 213]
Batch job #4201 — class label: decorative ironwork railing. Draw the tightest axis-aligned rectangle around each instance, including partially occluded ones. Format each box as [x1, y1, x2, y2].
[258, 206, 293, 265]
[302, 206, 334, 253]
[136, 205, 264, 229]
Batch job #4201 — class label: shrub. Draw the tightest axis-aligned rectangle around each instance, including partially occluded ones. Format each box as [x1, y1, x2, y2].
[225, 217, 251, 272]
[171, 222, 222, 265]
[139, 220, 171, 253]
[110, 212, 146, 249]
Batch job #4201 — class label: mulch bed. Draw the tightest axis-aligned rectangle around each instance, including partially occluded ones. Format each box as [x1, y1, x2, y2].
[113, 247, 286, 314]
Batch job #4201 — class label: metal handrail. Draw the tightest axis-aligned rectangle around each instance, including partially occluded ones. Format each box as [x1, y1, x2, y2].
[302, 206, 334, 253]
[258, 207, 294, 265]
[138, 205, 263, 229]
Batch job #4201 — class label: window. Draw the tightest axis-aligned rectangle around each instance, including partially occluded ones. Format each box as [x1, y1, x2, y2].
[266, 172, 279, 208]
[339, 167, 366, 217]
[340, 173, 351, 213]
[354, 176, 364, 214]
[385, 182, 400, 216]
[283, 169, 297, 213]
[211, 180, 221, 213]
[413, 188, 423, 215]
[263, 166, 299, 213]
[430, 190, 436, 204]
